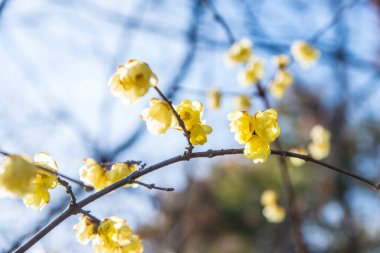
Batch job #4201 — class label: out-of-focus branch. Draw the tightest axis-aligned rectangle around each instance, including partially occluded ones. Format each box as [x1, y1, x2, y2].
[201, 0, 235, 44]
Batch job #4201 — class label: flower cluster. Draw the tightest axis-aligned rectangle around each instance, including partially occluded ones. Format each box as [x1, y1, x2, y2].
[308, 124, 331, 160]
[109, 59, 158, 104]
[269, 55, 293, 99]
[0, 153, 58, 209]
[141, 99, 212, 145]
[79, 158, 138, 191]
[228, 109, 280, 163]
[291, 40, 320, 69]
[260, 190, 286, 223]
[74, 216, 143, 253]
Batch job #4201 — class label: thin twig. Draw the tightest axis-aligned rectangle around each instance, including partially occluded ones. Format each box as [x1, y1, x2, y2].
[133, 180, 174, 191]
[14, 147, 378, 253]
[154, 86, 194, 154]
[308, 0, 361, 44]
[78, 209, 101, 223]
[57, 178, 77, 207]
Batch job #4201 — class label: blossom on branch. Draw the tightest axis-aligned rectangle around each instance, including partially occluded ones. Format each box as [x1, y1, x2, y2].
[141, 98, 174, 134]
[228, 109, 281, 163]
[0, 155, 36, 197]
[22, 152, 59, 209]
[80, 159, 139, 191]
[74, 216, 143, 253]
[174, 100, 212, 146]
[74, 216, 98, 244]
[109, 59, 158, 104]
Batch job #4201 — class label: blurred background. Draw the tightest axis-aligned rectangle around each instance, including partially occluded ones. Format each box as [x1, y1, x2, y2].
[1, 0, 380, 252]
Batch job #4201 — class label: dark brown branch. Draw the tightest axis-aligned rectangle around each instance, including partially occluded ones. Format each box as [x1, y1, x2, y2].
[14, 148, 378, 253]
[154, 86, 194, 154]
[133, 180, 174, 191]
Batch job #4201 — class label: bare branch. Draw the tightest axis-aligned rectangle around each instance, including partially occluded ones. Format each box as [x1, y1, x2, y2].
[133, 181, 174, 192]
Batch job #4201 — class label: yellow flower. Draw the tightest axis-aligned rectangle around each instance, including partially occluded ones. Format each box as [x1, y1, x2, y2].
[175, 100, 203, 130]
[0, 155, 36, 197]
[308, 125, 331, 160]
[262, 204, 286, 223]
[289, 147, 308, 167]
[74, 216, 98, 244]
[23, 153, 59, 209]
[23, 186, 50, 210]
[253, 109, 281, 143]
[227, 111, 255, 144]
[109, 59, 158, 104]
[272, 54, 290, 69]
[207, 89, 221, 110]
[225, 38, 252, 65]
[32, 152, 58, 190]
[189, 123, 213, 145]
[124, 235, 144, 253]
[291, 40, 320, 69]
[105, 163, 138, 187]
[244, 135, 270, 163]
[93, 216, 143, 253]
[141, 98, 173, 134]
[79, 158, 107, 191]
[233, 95, 251, 111]
[260, 190, 278, 206]
[238, 59, 265, 86]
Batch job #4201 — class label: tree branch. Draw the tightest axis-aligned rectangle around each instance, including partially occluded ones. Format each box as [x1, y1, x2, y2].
[133, 181, 174, 192]
[14, 147, 378, 252]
